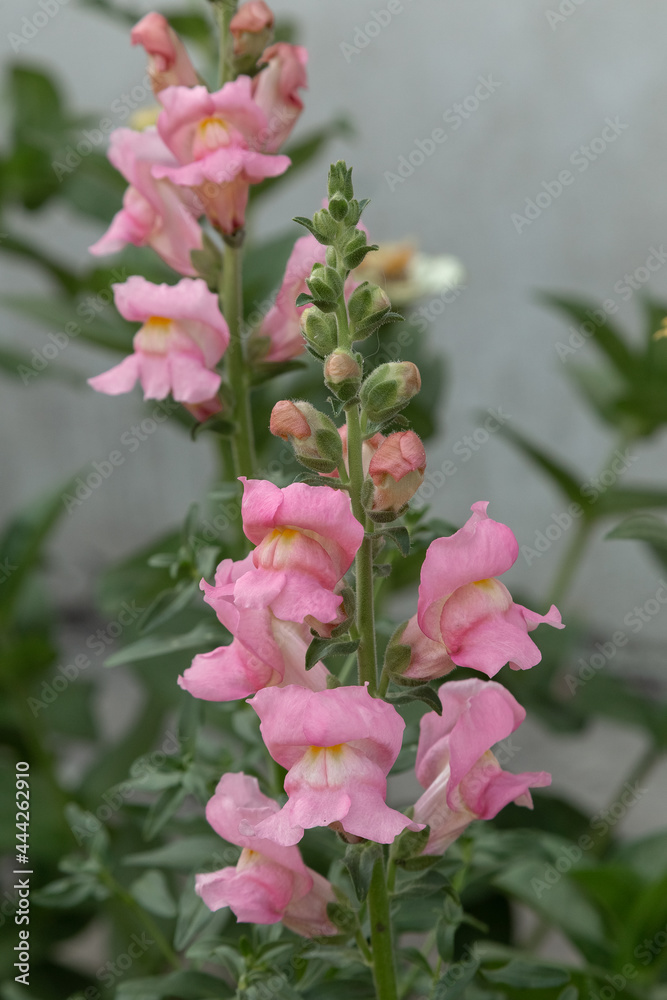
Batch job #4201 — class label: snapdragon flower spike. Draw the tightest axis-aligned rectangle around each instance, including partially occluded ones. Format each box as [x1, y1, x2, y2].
[412, 679, 551, 854]
[248, 685, 423, 845]
[88, 276, 229, 403]
[131, 12, 199, 94]
[407, 501, 563, 679]
[196, 772, 336, 935]
[89, 128, 203, 276]
[153, 79, 290, 234]
[234, 478, 364, 625]
[178, 554, 329, 701]
[252, 42, 308, 152]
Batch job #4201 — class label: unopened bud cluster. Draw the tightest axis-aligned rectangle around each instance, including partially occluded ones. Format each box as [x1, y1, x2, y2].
[270, 400, 342, 473]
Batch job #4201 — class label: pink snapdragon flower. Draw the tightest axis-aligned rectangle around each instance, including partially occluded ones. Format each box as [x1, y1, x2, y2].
[413, 679, 551, 854]
[88, 276, 229, 403]
[367, 430, 426, 513]
[229, 479, 364, 626]
[403, 501, 563, 680]
[131, 13, 199, 93]
[178, 554, 329, 701]
[248, 685, 423, 846]
[153, 79, 290, 233]
[89, 128, 203, 276]
[252, 43, 308, 152]
[196, 772, 336, 935]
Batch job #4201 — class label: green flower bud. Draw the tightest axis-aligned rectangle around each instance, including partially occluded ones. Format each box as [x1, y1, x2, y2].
[360, 362, 422, 423]
[307, 263, 344, 305]
[270, 400, 343, 473]
[311, 208, 339, 244]
[300, 306, 338, 357]
[347, 281, 392, 340]
[342, 230, 375, 270]
[328, 194, 349, 222]
[324, 349, 363, 402]
[328, 160, 354, 201]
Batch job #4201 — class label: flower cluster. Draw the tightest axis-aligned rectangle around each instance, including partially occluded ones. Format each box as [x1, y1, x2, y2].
[85, 4, 563, 951]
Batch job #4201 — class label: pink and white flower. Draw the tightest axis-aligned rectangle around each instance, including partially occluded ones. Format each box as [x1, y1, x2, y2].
[413, 679, 551, 853]
[131, 12, 199, 93]
[178, 553, 330, 701]
[252, 43, 308, 152]
[88, 275, 229, 403]
[153, 79, 290, 233]
[89, 128, 203, 276]
[404, 502, 563, 680]
[230, 478, 364, 626]
[248, 685, 423, 846]
[196, 772, 336, 935]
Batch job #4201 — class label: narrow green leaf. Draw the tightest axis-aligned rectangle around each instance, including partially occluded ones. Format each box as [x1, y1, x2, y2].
[143, 785, 188, 841]
[342, 841, 382, 902]
[305, 636, 359, 670]
[495, 424, 585, 505]
[386, 686, 442, 715]
[482, 959, 570, 988]
[606, 512, 667, 547]
[104, 623, 225, 667]
[540, 293, 637, 377]
[129, 869, 177, 918]
[137, 581, 198, 634]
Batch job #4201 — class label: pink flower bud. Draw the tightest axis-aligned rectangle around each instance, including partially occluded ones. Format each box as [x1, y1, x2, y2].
[269, 400, 342, 473]
[230, 1, 275, 59]
[131, 13, 199, 94]
[368, 430, 426, 512]
[182, 396, 223, 423]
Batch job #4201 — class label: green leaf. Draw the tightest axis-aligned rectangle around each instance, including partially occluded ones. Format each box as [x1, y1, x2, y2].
[482, 959, 570, 988]
[393, 825, 431, 861]
[1, 294, 134, 353]
[606, 512, 667, 548]
[433, 952, 480, 999]
[137, 581, 198, 634]
[129, 869, 177, 918]
[123, 835, 225, 870]
[378, 525, 411, 557]
[326, 900, 357, 933]
[305, 636, 359, 670]
[33, 875, 101, 908]
[174, 879, 215, 950]
[386, 685, 442, 714]
[143, 785, 188, 840]
[0, 479, 74, 626]
[104, 622, 225, 667]
[342, 840, 382, 902]
[596, 486, 667, 517]
[495, 424, 585, 506]
[540, 293, 638, 377]
[115, 971, 233, 999]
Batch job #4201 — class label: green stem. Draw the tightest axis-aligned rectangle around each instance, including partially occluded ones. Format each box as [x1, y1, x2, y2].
[221, 242, 256, 479]
[547, 516, 594, 608]
[368, 855, 399, 1000]
[347, 402, 378, 692]
[214, 0, 237, 88]
[101, 871, 180, 969]
[594, 744, 662, 858]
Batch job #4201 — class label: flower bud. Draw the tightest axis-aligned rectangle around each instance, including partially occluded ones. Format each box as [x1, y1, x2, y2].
[347, 281, 392, 340]
[182, 396, 223, 423]
[324, 349, 362, 402]
[328, 194, 348, 222]
[299, 306, 338, 357]
[270, 400, 343, 473]
[306, 263, 344, 309]
[342, 230, 375, 270]
[328, 161, 354, 201]
[131, 12, 199, 94]
[365, 431, 426, 519]
[360, 362, 421, 423]
[230, 1, 274, 61]
[310, 209, 340, 246]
